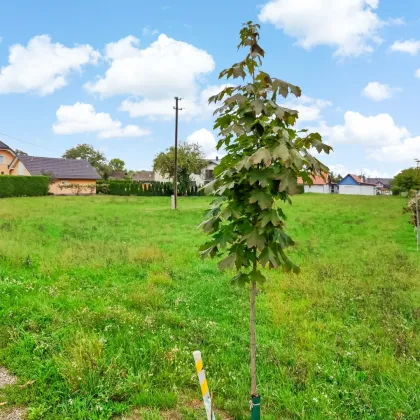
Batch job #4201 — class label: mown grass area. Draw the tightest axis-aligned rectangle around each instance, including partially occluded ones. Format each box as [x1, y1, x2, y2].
[0, 195, 418, 419]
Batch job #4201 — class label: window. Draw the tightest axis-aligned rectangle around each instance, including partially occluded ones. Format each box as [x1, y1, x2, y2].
[0, 155, 4, 164]
[61, 181, 67, 185]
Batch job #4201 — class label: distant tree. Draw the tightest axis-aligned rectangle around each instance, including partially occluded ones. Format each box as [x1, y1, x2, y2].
[392, 167, 420, 193]
[15, 149, 28, 156]
[329, 172, 342, 183]
[62, 144, 109, 177]
[153, 142, 208, 193]
[109, 158, 126, 172]
[62, 144, 107, 170]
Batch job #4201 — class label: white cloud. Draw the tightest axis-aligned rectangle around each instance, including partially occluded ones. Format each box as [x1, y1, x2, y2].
[361, 81, 400, 101]
[415, 69, 420, 79]
[390, 39, 420, 55]
[142, 26, 159, 36]
[318, 111, 409, 146]
[285, 94, 332, 121]
[187, 128, 220, 159]
[120, 84, 232, 120]
[329, 164, 392, 178]
[53, 102, 150, 139]
[316, 110, 419, 163]
[370, 137, 420, 162]
[259, 0, 383, 57]
[0, 35, 99, 95]
[85, 34, 215, 99]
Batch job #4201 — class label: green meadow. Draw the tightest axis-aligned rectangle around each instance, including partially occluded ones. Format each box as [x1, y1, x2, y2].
[0, 195, 418, 419]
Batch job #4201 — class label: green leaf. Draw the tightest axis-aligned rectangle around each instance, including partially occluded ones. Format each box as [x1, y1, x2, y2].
[250, 148, 272, 166]
[249, 170, 270, 187]
[251, 99, 264, 116]
[278, 170, 298, 194]
[259, 246, 280, 269]
[249, 191, 273, 210]
[249, 270, 266, 284]
[231, 272, 250, 286]
[244, 230, 265, 250]
[272, 143, 290, 161]
[218, 253, 236, 271]
[260, 209, 282, 227]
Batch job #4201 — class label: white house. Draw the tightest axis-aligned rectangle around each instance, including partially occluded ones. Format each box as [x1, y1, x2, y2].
[154, 157, 219, 186]
[298, 174, 334, 194]
[338, 174, 377, 195]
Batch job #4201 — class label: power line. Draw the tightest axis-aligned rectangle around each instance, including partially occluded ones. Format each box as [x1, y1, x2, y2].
[0, 131, 58, 154]
[173, 97, 183, 210]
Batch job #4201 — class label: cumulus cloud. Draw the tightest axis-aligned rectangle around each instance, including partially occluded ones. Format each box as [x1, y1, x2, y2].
[329, 164, 392, 178]
[318, 111, 409, 146]
[316, 110, 419, 163]
[0, 35, 99, 95]
[361, 81, 400, 101]
[390, 39, 420, 55]
[120, 84, 233, 121]
[53, 103, 150, 139]
[285, 94, 332, 121]
[186, 128, 221, 159]
[85, 34, 215, 99]
[259, 0, 383, 57]
[370, 137, 420, 162]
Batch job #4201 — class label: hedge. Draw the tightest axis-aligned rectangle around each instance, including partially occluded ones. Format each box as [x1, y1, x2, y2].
[96, 179, 204, 197]
[0, 175, 49, 198]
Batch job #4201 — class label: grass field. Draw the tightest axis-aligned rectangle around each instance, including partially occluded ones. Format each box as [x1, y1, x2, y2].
[0, 195, 419, 419]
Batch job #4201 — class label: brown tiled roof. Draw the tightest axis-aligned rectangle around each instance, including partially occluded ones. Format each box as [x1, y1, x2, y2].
[349, 174, 377, 186]
[132, 171, 154, 181]
[0, 141, 12, 151]
[297, 174, 328, 185]
[19, 156, 101, 180]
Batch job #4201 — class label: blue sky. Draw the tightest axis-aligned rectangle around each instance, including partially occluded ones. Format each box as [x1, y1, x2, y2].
[0, 0, 419, 177]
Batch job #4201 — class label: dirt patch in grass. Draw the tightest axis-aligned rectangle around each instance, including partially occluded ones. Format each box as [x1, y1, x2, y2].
[0, 408, 27, 420]
[0, 369, 16, 388]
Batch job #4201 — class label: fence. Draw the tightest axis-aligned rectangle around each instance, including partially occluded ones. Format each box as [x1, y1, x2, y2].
[96, 179, 204, 197]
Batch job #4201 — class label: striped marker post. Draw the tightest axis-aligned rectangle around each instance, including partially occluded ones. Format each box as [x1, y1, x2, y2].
[193, 350, 216, 420]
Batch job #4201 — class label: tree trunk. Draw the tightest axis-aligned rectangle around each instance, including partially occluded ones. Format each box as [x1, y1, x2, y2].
[250, 278, 257, 396]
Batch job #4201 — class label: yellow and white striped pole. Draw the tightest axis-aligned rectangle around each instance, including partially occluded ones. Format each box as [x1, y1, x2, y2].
[193, 350, 216, 420]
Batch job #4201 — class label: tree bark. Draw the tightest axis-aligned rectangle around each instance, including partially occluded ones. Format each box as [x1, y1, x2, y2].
[250, 278, 257, 396]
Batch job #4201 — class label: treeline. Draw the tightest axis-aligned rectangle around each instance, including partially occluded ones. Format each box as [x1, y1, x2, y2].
[96, 180, 204, 196]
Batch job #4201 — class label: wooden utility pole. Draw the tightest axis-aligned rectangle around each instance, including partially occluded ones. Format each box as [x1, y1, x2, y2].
[173, 97, 182, 210]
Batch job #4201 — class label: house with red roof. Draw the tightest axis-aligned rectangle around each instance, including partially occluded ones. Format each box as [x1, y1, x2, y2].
[338, 174, 377, 195]
[297, 174, 334, 194]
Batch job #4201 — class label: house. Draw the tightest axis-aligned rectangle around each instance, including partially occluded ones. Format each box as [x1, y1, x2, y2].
[154, 157, 219, 185]
[365, 177, 393, 195]
[338, 174, 377, 195]
[132, 171, 155, 182]
[297, 174, 336, 194]
[0, 141, 100, 195]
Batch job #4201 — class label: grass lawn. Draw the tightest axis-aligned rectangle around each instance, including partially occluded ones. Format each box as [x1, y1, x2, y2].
[0, 194, 418, 419]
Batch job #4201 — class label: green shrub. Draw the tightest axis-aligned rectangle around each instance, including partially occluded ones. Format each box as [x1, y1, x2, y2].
[0, 175, 49, 198]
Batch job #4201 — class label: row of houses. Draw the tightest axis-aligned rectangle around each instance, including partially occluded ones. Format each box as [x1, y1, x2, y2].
[301, 174, 393, 195]
[2, 140, 392, 196]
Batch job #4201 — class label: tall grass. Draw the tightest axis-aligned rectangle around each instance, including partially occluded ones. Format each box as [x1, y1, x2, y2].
[0, 195, 418, 419]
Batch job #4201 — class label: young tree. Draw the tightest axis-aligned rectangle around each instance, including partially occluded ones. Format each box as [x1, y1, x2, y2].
[199, 22, 331, 417]
[109, 158, 126, 172]
[153, 142, 208, 194]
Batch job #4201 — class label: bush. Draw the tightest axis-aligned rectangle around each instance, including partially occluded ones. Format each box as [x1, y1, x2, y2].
[0, 175, 49, 198]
